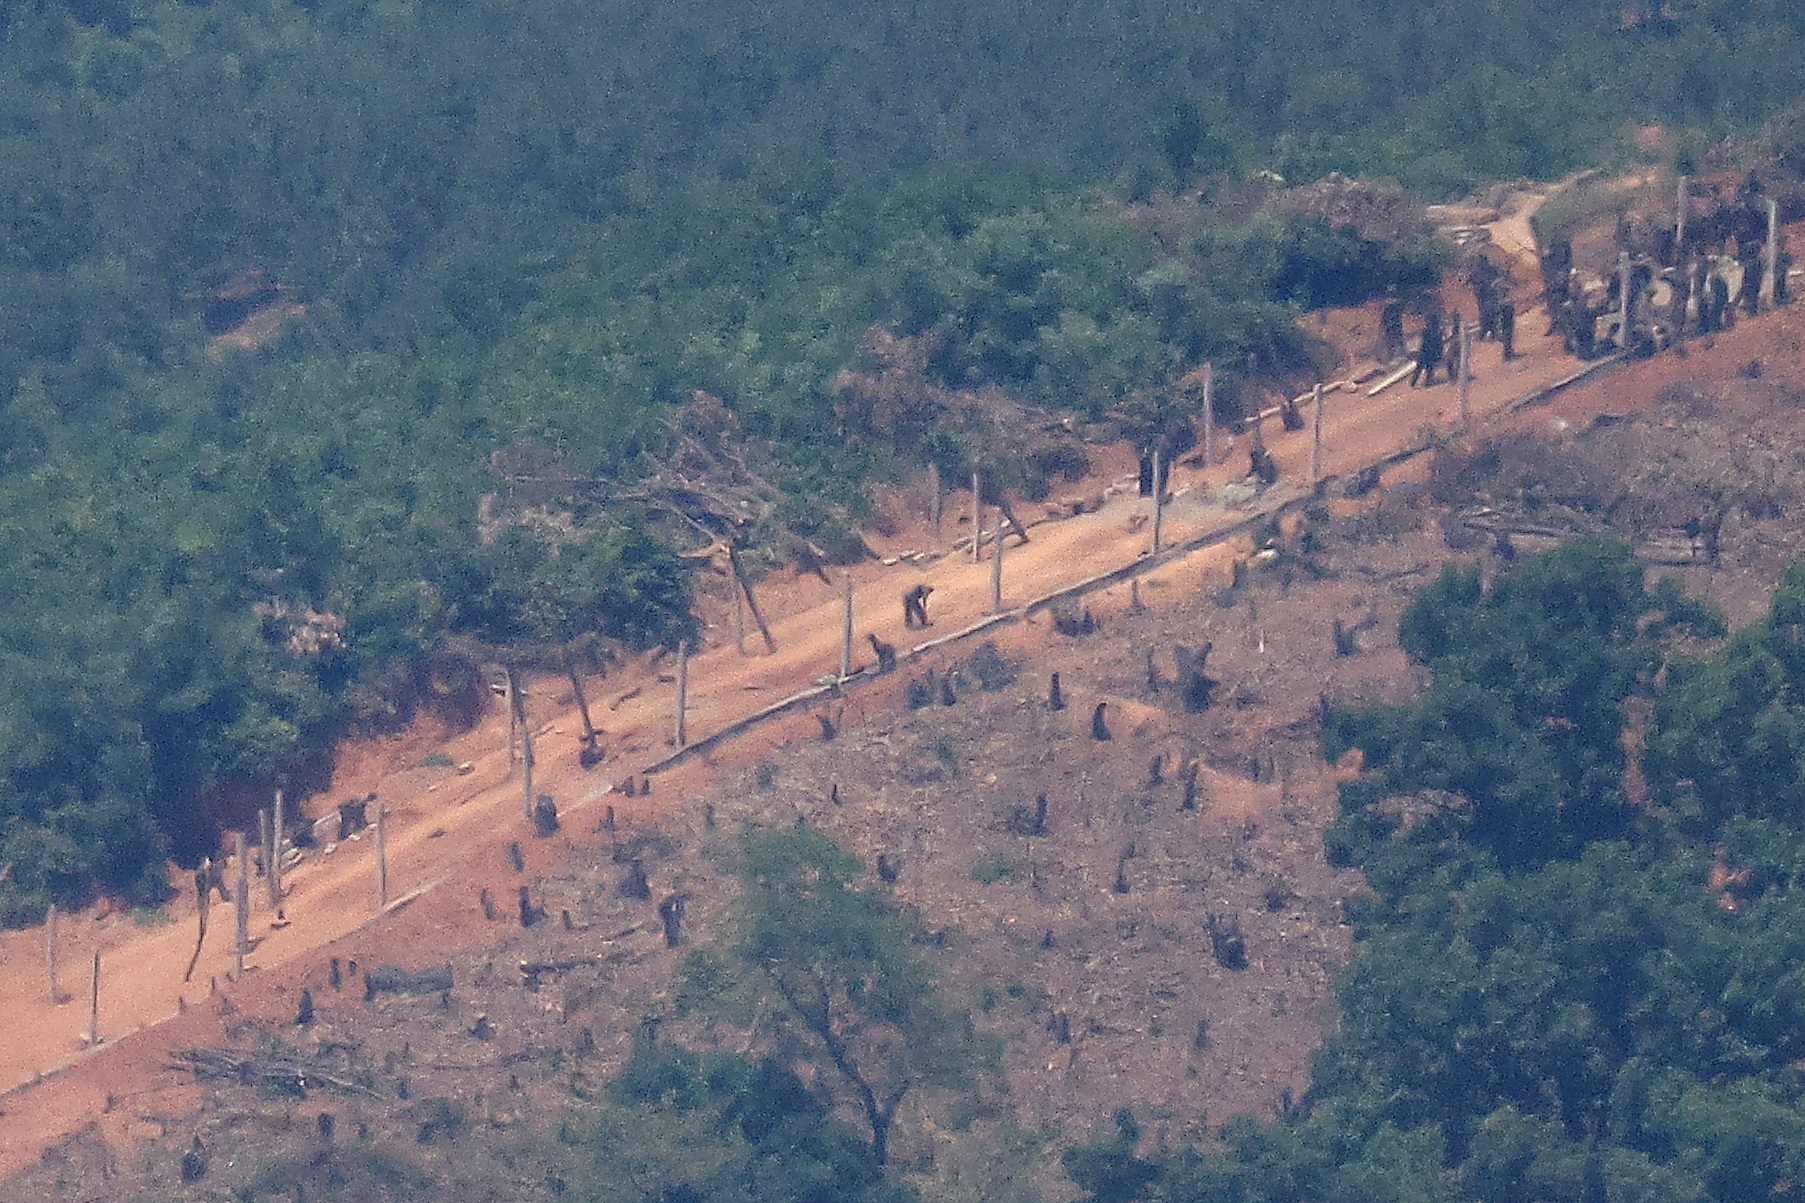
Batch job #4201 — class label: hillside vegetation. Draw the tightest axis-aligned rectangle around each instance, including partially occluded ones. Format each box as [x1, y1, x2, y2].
[3, 0, 1805, 918]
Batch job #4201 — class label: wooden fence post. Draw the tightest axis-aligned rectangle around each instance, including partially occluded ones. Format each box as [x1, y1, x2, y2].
[1150, 449, 1164, 554]
[270, 789, 284, 909]
[1763, 197, 1779, 310]
[1674, 174, 1688, 260]
[375, 803, 388, 909]
[258, 807, 271, 881]
[971, 472, 983, 562]
[87, 950, 100, 1046]
[1201, 362, 1216, 467]
[674, 640, 689, 748]
[521, 717, 536, 823]
[233, 831, 248, 980]
[45, 903, 60, 1005]
[504, 666, 519, 764]
[840, 572, 854, 681]
[1309, 382, 1324, 485]
[990, 506, 1005, 613]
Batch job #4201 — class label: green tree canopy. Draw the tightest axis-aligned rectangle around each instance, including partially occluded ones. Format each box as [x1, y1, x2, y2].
[679, 824, 985, 1166]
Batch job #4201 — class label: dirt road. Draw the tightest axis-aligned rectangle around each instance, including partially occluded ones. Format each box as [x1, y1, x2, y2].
[0, 206, 1786, 1175]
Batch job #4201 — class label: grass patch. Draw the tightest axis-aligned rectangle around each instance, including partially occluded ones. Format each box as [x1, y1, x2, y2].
[971, 851, 1015, 884]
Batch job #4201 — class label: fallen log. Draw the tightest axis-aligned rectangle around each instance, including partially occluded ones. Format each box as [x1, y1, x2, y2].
[363, 964, 453, 998]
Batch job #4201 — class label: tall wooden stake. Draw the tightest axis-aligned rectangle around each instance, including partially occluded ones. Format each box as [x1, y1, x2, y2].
[375, 803, 388, 908]
[674, 640, 689, 748]
[504, 667, 519, 764]
[971, 472, 983, 562]
[521, 717, 536, 822]
[927, 462, 942, 550]
[1686, 257, 1701, 334]
[839, 572, 854, 681]
[1201, 362, 1215, 467]
[990, 506, 1005, 613]
[1763, 197, 1779, 310]
[233, 831, 248, 980]
[45, 903, 59, 1005]
[727, 542, 777, 654]
[258, 807, 271, 881]
[1674, 174, 1689, 260]
[269, 789, 284, 909]
[1150, 449, 1165, 554]
[1309, 382, 1324, 484]
[87, 950, 99, 1046]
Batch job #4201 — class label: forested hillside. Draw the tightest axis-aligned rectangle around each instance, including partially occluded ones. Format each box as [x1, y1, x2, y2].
[3, 0, 1805, 918]
[1067, 542, 1805, 1202]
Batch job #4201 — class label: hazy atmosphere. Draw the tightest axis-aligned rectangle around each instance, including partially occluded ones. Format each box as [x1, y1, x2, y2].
[5, 0, 1805, 1199]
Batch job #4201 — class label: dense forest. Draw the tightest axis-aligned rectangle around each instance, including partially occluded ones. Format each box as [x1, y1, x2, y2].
[4, 0, 1805, 915]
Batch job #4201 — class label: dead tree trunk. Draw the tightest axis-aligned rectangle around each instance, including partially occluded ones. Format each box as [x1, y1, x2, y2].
[727, 542, 778, 654]
[564, 647, 599, 748]
[183, 873, 207, 983]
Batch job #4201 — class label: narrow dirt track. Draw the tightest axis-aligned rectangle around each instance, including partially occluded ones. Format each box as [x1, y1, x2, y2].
[0, 207, 1780, 1175]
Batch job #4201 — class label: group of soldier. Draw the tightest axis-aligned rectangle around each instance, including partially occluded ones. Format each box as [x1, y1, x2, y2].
[1543, 174, 1791, 360]
[1379, 254, 1518, 387]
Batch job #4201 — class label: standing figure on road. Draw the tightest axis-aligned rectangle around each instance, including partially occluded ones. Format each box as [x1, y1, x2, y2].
[902, 583, 934, 629]
[1499, 301, 1518, 360]
[1380, 293, 1407, 363]
[1409, 311, 1444, 387]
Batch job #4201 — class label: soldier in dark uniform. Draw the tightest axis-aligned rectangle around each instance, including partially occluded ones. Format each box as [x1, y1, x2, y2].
[195, 857, 230, 905]
[1468, 257, 1501, 340]
[1540, 238, 1573, 327]
[1743, 246, 1765, 316]
[1499, 301, 1517, 360]
[1409, 311, 1443, 386]
[902, 583, 934, 629]
[1380, 295, 1407, 362]
[1249, 442, 1278, 485]
[1709, 273, 1732, 330]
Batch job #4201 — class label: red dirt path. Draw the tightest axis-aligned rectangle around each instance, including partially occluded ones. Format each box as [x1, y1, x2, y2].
[0, 203, 1787, 1177]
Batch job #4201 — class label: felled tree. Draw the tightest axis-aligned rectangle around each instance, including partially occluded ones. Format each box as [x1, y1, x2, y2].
[680, 825, 984, 1165]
